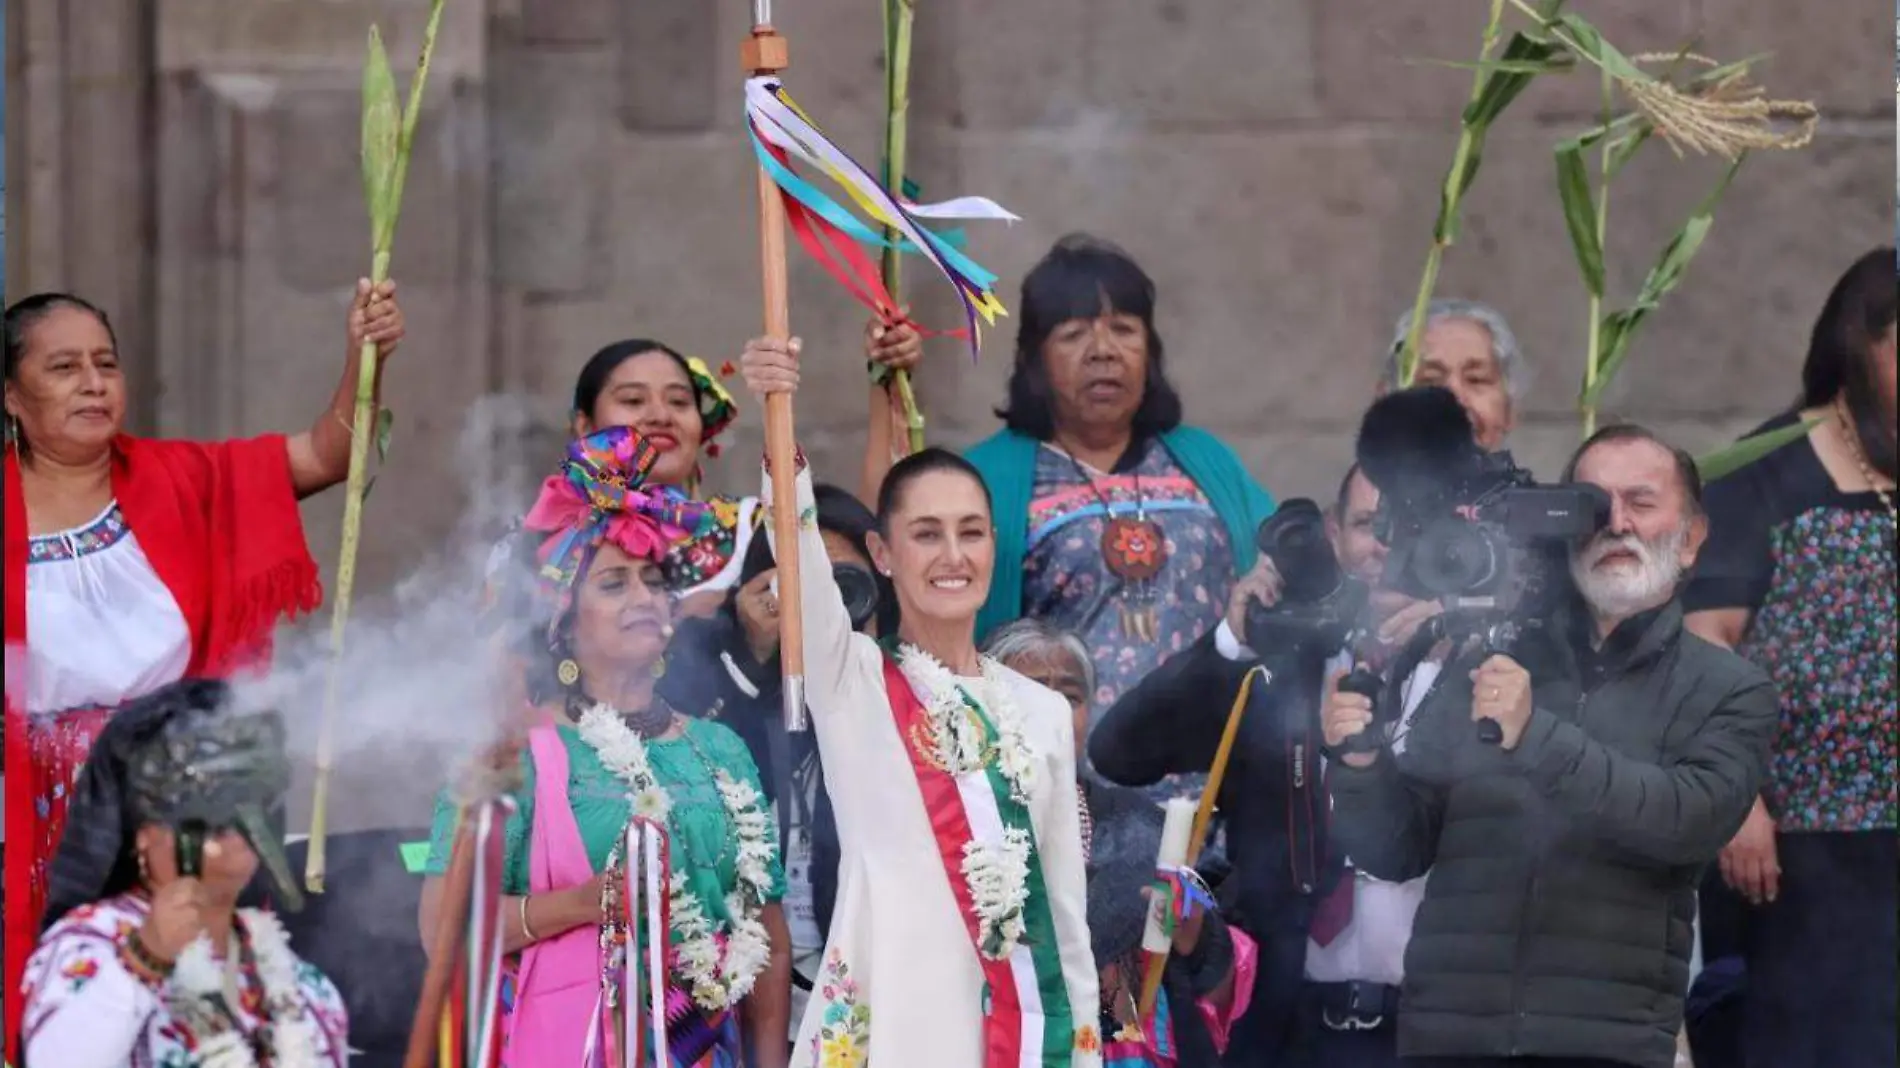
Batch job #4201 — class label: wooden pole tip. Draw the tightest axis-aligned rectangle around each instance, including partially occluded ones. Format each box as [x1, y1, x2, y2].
[742, 30, 790, 75]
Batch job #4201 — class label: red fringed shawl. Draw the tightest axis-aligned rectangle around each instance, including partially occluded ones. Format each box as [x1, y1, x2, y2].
[3, 434, 322, 1061]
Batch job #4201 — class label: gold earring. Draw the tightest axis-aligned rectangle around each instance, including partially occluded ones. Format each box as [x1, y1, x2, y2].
[556, 659, 581, 687]
[651, 658, 667, 679]
[137, 850, 150, 883]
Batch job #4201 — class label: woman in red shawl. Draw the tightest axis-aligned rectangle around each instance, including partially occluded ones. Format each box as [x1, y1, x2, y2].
[1, 280, 406, 1057]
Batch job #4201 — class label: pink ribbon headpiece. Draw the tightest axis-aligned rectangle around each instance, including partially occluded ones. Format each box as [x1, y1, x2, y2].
[520, 427, 715, 612]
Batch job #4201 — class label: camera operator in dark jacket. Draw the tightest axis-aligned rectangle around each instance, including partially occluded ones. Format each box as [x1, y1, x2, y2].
[1324, 425, 1778, 1068]
[659, 483, 895, 1043]
[1090, 465, 1445, 1066]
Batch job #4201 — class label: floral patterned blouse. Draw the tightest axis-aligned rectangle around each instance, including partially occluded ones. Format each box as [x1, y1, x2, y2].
[22, 893, 350, 1068]
[1686, 413, 1897, 833]
[1023, 438, 1237, 802]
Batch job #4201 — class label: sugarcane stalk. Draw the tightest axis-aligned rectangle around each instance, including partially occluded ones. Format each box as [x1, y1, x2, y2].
[307, 0, 448, 895]
[1398, 0, 1507, 386]
[880, 0, 924, 455]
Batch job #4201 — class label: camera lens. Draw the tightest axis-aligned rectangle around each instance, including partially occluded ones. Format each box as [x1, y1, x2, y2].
[833, 562, 881, 631]
[1412, 520, 1504, 596]
[1255, 499, 1342, 605]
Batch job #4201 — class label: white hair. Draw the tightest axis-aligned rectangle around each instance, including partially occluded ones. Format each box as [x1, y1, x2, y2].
[981, 619, 1095, 696]
[1381, 299, 1530, 401]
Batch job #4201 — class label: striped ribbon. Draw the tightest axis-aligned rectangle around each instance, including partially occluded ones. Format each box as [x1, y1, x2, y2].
[744, 76, 1018, 360]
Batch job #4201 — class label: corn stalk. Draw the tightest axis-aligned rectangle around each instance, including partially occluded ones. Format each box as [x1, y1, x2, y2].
[1499, 1, 1816, 437]
[307, 0, 448, 895]
[1396, 0, 1567, 385]
[876, 0, 925, 454]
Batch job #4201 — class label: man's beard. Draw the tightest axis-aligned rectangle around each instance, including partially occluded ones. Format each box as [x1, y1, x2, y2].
[1570, 526, 1687, 620]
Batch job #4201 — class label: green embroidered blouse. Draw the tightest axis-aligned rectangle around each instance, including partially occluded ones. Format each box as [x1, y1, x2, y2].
[423, 716, 785, 926]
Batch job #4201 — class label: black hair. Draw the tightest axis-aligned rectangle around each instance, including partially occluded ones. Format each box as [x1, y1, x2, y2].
[1798, 247, 1896, 480]
[1562, 423, 1704, 517]
[874, 447, 993, 535]
[994, 234, 1184, 441]
[1333, 462, 1365, 519]
[739, 482, 899, 636]
[5, 293, 117, 457]
[572, 338, 699, 423]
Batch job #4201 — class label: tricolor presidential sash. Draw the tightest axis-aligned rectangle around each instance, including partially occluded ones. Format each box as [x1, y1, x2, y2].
[881, 655, 1076, 1067]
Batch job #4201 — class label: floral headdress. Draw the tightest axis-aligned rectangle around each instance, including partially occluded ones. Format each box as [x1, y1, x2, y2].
[520, 427, 716, 631]
[685, 355, 740, 457]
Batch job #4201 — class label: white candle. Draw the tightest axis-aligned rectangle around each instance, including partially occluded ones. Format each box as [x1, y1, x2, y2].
[1141, 798, 1196, 955]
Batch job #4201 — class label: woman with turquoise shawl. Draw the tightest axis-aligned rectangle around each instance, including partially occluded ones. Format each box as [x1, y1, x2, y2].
[421, 427, 791, 1068]
[965, 236, 1276, 797]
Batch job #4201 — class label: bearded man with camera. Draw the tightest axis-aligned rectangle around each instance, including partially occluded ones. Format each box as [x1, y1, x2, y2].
[1325, 421, 1777, 1068]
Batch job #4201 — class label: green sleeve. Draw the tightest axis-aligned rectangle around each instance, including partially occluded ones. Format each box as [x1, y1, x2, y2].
[695, 720, 788, 903]
[422, 749, 537, 898]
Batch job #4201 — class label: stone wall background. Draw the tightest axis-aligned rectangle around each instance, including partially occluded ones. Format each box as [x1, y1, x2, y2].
[5, 2, 1894, 836]
[7, 0, 1892, 596]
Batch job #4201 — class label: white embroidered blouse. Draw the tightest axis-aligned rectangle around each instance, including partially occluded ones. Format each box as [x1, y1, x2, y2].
[22, 893, 350, 1068]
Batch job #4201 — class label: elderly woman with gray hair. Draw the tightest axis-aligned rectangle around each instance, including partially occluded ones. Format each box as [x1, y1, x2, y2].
[1381, 298, 1528, 452]
[983, 620, 1256, 1067]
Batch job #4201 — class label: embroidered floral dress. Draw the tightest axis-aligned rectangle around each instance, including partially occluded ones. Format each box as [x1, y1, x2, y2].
[22, 893, 349, 1068]
[1688, 415, 1897, 833]
[1023, 440, 1235, 801]
[769, 463, 1101, 1068]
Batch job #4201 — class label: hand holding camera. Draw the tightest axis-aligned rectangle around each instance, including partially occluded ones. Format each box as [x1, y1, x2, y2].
[1225, 556, 1286, 645]
[1321, 667, 1380, 769]
[735, 569, 783, 665]
[1468, 655, 1533, 750]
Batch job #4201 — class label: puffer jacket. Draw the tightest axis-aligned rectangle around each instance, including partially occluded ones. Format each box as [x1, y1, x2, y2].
[1328, 599, 1776, 1068]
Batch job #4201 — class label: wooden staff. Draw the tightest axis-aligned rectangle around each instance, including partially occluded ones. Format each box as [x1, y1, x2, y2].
[405, 816, 477, 1068]
[743, 0, 808, 733]
[1136, 666, 1268, 1017]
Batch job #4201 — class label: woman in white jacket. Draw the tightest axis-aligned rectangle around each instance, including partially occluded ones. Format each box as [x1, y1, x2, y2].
[741, 336, 1100, 1068]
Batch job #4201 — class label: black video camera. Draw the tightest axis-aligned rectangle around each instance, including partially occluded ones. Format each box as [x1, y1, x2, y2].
[1244, 499, 1367, 651]
[1358, 388, 1607, 620]
[1338, 387, 1609, 750]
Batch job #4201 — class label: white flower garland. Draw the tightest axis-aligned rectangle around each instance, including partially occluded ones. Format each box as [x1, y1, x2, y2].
[575, 702, 776, 1012]
[962, 827, 1033, 959]
[897, 644, 1039, 804]
[167, 909, 325, 1068]
[897, 645, 1041, 960]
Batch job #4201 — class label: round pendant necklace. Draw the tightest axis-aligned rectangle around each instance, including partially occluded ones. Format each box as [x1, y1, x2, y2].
[1061, 446, 1168, 641]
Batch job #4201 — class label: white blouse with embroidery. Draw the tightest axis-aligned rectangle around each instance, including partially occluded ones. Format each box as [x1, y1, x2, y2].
[22, 893, 350, 1068]
[23, 501, 192, 716]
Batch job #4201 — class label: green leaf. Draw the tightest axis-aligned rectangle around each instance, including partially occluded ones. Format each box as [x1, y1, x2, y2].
[360, 26, 402, 241]
[1583, 157, 1744, 403]
[374, 408, 395, 461]
[1462, 33, 1562, 128]
[1694, 418, 1821, 482]
[1604, 124, 1653, 180]
[1425, 55, 1576, 75]
[1554, 13, 1647, 81]
[1555, 144, 1605, 298]
[1685, 53, 1767, 92]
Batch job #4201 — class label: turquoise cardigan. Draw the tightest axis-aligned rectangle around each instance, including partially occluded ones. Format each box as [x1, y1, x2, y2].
[964, 426, 1279, 642]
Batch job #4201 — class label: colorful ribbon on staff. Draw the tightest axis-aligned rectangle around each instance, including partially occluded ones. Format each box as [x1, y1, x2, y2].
[1150, 865, 1217, 941]
[744, 76, 1019, 360]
